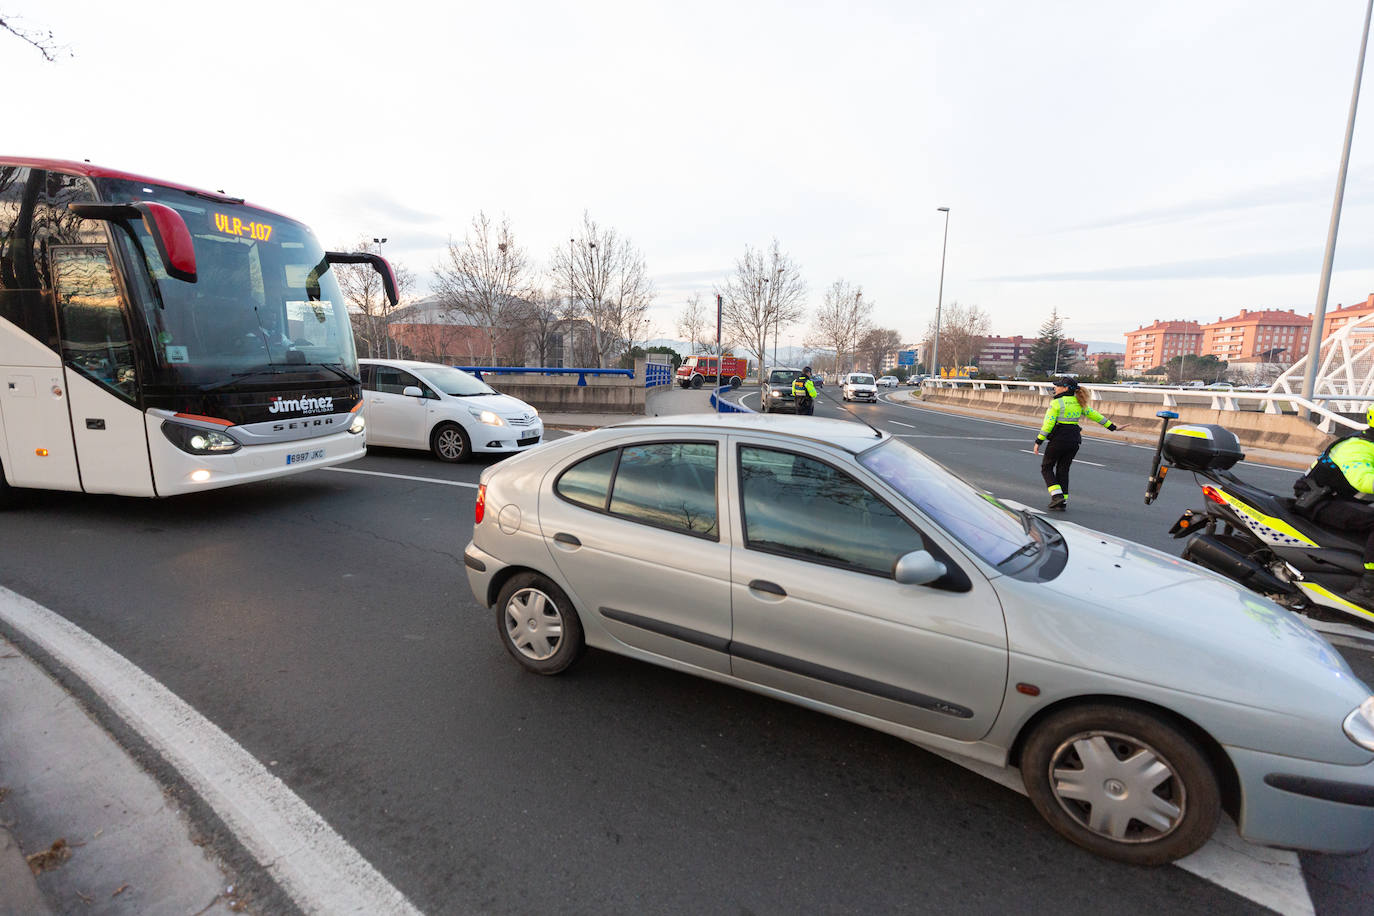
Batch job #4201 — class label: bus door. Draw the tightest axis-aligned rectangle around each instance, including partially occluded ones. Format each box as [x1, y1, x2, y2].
[50, 245, 155, 496]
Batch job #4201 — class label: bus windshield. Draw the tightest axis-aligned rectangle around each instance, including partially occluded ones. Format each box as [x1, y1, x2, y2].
[97, 177, 357, 387]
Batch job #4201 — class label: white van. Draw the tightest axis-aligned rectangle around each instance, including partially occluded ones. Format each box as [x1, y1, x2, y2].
[842, 373, 879, 402]
[359, 359, 543, 462]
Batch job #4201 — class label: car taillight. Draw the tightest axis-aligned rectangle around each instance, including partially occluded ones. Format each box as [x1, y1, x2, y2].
[475, 484, 486, 523]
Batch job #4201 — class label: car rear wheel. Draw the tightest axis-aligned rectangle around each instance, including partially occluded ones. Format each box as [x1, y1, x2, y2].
[430, 422, 471, 463]
[1021, 704, 1219, 865]
[495, 573, 585, 674]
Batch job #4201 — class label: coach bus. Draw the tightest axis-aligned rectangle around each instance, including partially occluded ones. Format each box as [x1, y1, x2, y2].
[0, 158, 396, 505]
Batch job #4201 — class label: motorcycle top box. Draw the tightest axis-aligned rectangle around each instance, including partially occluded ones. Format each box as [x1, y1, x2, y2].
[1162, 424, 1245, 471]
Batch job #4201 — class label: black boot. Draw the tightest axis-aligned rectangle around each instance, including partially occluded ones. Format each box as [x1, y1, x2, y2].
[1047, 493, 1066, 511]
[1350, 571, 1374, 609]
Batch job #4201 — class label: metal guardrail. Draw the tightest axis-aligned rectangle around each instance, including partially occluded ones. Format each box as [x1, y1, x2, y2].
[710, 385, 752, 414]
[922, 378, 1363, 433]
[644, 363, 672, 388]
[455, 366, 633, 387]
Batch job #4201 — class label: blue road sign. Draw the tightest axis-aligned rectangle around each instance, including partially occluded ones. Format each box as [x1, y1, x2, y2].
[898, 350, 916, 366]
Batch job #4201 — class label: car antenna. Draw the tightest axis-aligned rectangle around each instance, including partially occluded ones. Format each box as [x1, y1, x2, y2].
[818, 383, 884, 438]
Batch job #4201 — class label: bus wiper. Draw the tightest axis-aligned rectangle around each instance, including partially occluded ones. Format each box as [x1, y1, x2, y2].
[199, 365, 292, 392]
[311, 362, 360, 385]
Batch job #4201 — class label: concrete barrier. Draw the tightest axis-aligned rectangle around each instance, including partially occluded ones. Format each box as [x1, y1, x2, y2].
[481, 358, 648, 414]
[918, 386, 1334, 453]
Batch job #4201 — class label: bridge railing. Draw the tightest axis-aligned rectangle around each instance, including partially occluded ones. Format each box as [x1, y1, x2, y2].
[922, 378, 1363, 434]
[456, 366, 633, 387]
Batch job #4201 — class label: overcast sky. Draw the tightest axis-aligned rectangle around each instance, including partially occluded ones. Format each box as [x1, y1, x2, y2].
[11, 0, 1374, 348]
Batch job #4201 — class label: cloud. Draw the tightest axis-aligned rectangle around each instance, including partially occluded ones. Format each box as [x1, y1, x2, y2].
[344, 193, 443, 225]
[991, 248, 1324, 282]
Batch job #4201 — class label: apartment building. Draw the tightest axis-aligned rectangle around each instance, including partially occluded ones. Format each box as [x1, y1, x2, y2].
[974, 335, 1087, 374]
[1321, 294, 1374, 339]
[1199, 309, 1311, 365]
[1123, 320, 1202, 373]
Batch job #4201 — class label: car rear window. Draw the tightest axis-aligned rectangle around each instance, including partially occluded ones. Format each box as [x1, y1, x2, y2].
[555, 442, 719, 539]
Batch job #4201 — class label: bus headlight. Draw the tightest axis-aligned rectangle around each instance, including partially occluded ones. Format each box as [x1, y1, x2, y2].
[470, 408, 505, 427]
[1344, 696, 1374, 751]
[349, 414, 366, 435]
[161, 421, 242, 455]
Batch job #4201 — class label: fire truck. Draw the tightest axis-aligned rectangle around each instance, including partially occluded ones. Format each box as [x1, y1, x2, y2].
[675, 354, 749, 389]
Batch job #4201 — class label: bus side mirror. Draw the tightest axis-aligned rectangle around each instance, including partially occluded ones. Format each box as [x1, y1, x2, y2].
[69, 201, 197, 283]
[325, 252, 399, 306]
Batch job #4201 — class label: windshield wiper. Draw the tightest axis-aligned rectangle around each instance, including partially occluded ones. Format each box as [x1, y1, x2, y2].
[449, 391, 495, 397]
[997, 540, 1041, 567]
[199, 365, 293, 392]
[312, 362, 360, 385]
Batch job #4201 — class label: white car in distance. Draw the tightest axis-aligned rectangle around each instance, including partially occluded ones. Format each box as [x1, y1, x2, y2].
[877, 376, 899, 388]
[842, 373, 879, 402]
[359, 358, 543, 462]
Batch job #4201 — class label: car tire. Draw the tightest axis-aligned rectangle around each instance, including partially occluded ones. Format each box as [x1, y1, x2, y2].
[1020, 704, 1220, 865]
[690, 374, 703, 389]
[495, 572, 585, 675]
[430, 422, 472, 463]
[728, 376, 742, 388]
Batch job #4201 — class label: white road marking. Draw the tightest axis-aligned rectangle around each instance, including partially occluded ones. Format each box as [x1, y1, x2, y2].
[0, 585, 421, 915]
[325, 467, 480, 488]
[894, 434, 1027, 442]
[926, 749, 1314, 916]
[889, 420, 915, 428]
[877, 395, 1302, 473]
[1019, 448, 1106, 468]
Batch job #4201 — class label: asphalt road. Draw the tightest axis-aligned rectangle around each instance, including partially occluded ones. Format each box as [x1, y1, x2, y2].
[0, 393, 1370, 915]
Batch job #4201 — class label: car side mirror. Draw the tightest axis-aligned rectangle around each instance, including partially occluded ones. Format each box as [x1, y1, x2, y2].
[893, 550, 947, 586]
[402, 385, 424, 398]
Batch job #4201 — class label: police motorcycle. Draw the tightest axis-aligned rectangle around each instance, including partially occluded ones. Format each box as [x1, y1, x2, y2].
[1144, 410, 1374, 630]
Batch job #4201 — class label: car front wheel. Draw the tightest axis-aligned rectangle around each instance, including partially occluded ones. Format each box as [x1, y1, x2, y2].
[1020, 704, 1220, 865]
[430, 422, 472, 463]
[495, 573, 585, 674]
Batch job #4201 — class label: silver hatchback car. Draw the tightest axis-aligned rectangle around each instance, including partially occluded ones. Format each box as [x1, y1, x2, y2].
[464, 414, 1374, 865]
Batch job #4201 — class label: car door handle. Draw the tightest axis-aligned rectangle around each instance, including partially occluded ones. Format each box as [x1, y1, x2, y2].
[553, 532, 581, 548]
[748, 579, 786, 597]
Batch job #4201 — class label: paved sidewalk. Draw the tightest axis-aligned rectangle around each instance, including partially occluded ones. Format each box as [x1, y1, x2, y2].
[0, 634, 237, 915]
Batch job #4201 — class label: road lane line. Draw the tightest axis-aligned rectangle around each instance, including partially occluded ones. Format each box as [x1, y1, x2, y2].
[888, 420, 915, 428]
[0, 585, 422, 916]
[877, 395, 1302, 473]
[923, 748, 1313, 916]
[324, 467, 480, 488]
[894, 434, 1027, 442]
[1018, 448, 1106, 467]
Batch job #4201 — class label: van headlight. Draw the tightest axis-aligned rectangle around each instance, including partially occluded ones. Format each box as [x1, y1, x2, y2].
[1344, 696, 1374, 751]
[349, 414, 366, 434]
[161, 421, 241, 455]
[469, 408, 505, 427]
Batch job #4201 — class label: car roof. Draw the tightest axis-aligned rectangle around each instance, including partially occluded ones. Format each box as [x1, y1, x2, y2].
[607, 413, 888, 454]
[359, 358, 464, 372]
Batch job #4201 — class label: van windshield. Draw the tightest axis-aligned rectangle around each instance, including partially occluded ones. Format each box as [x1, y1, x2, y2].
[850, 374, 875, 385]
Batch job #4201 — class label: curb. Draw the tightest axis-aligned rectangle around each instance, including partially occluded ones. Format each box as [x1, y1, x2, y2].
[0, 827, 52, 916]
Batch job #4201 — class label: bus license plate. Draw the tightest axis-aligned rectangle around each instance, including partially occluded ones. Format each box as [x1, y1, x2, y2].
[286, 448, 325, 465]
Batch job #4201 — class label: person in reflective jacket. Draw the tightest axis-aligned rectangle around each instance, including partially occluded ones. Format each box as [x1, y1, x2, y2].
[792, 367, 818, 415]
[1294, 406, 1374, 605]
[1032, 377, 1122, 510]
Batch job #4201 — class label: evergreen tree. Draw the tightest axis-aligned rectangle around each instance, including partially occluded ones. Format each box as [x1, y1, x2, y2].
[1024, 309, 1074, 377]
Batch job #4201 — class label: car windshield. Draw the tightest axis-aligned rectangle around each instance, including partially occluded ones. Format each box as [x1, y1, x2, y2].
[858, 438, 1030, 565]
[418, 365, 496, 396]
[98, 177, 356, 387]
[769, 370, 800, 384]
[850, 374, 875, 385]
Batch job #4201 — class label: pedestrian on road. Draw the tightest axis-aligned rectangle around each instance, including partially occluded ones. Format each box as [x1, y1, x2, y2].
[1032, 377, 1123, 510]
[792, 366, 818, 416]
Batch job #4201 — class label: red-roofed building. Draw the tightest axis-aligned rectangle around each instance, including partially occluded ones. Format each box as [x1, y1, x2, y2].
[1123, 320, 1202, 373]
[1199, 309, 1311, 364]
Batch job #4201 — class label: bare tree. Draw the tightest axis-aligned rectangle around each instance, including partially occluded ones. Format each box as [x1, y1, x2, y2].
[858, 327, 904, 374]
[433, 212, 533, 365]
[805, 279, 872, 374]
[2, 14, 70, 61]
[404, 311, 470, 363]
[922, 301, 991, 374]
[548, 213, 655, 368]
[335, 238, 414, 358]
[676, 293, 715, 354]
[515, 285, 567, 368]
[718, 239, 805, 375]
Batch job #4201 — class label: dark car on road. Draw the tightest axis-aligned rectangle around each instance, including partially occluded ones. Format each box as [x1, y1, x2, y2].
[760, 367, 802, 412]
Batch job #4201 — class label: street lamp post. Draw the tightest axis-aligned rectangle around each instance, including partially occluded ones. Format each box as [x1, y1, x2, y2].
[932, 208, 950, 379]
[1303, 0, 1374, 408]
[373, 237, 389, 357]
